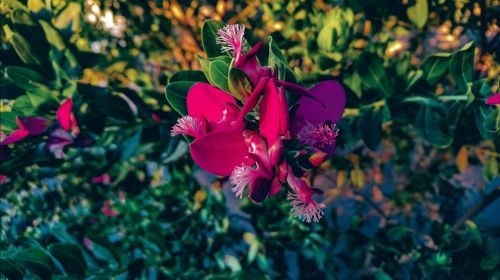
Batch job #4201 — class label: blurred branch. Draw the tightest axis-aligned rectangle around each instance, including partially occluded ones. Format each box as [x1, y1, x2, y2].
[451, 188, 500, 233]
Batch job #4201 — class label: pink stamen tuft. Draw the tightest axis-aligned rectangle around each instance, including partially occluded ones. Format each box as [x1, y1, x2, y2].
[287, 192, 326, 223]
[230, 165, 253, 198]
[171, 116, 206, 138]
[297, 121, 338, 150]
[216, 24, 246, 60]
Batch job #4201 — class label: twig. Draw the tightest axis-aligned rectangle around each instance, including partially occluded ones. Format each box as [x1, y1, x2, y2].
[451, 188, 500, 232]
[353, 190, 388, 219]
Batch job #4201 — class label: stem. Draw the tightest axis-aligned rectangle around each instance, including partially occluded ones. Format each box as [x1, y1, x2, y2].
[451, 188, 500, 232]
[438, 95, 468, 101]
[353, 190, 388, 219]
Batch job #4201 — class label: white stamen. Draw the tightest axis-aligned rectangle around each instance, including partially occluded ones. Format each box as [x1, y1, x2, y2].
[287, 192, 326, 223]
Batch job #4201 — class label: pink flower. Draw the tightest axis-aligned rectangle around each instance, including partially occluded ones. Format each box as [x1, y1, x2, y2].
[486, 93, 500, 105]
[286, 167, 326, 223]
[230, 131, 287, 202]
[92, 174, 111, 185]
[0, 116, 51, 145]
[171, 83, 247, 176]
[217, 24, 246, 62]
[292, 81, 345, 157]
[46, 98, 80, 158]
[0, 175, 8, 184]
[101, 200, 117, 217]
[217, 24, 272, 87]
[56, 98, 79, 135]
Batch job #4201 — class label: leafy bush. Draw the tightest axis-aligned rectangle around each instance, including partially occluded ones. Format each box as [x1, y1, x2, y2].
[0, 0, 499, 279]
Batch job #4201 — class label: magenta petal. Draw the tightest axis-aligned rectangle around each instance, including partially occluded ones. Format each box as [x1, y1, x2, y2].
[190, 129, 247, 176]
[294, 81, 346, 131]
[248, 177, 271, 203]
[57, 98, 73, 131]
[187, 83, 237, 125]
[235, 43, 271, 86]
[0, 129, 29, 145]
[486, 93, 500, 105]
[46, 128, 74, 159]
[259, 80, 280, 146]
[268, 176, 282, 197]
[18, 117, 51, 136]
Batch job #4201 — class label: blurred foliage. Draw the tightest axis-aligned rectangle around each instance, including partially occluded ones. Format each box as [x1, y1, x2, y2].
[0, 0, 499, 279]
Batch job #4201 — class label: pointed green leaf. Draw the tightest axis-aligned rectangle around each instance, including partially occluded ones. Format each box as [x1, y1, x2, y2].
[201, 20, 226, 58]
[450, 41, 475, 90]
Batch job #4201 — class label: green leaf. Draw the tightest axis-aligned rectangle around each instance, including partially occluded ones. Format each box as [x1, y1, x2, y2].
[48, 243, 87, 276]
[0, 112, 19, 132]
[170, 70, 208, 83]
[198, 55, 231, 84]
[228, 68, 252, 100]
[5, 66, 52, 91]
[201, 20, 226, 58]
[375, 270, 393, 280]
[12, 95, 37, 115]
[407, 0, 428, 29]
[474, 107, 499, 139]
[209, 60, 230, 92]
[165, 81, 196, 116]
[12, 248, 53, 280]
[39, 20, 66, 51]
[359, 107, 382, 150]
[357, 52, 392, 97]
[0, 258, 25, 279]
[10, 33, 45, 67]
[54, 2, 81, 31]
[414, 104, 452, 147]
[449, 41, 475, 90]
[317, 26, 334, 52]
[406, 69, 423, 91]
[344, 71, 362, 98]
[480, 254, 500, 271]
[84, 238, 119, 268]
[421, 53, 452, 84]
[247, 243, 259, 264]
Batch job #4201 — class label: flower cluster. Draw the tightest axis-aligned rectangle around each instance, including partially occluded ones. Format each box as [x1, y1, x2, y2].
[170, 24, 346, 222]
[1, 98, 91, 159]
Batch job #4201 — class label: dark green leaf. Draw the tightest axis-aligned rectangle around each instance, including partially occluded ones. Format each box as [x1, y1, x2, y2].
[449, 41, 475, 90]
[0, 258, 25, 279]
[201, 20, 226, 58]
[209, 60, 230, 92]
[170, 70, 208, 83]
[5, 66, 52, 91]
[165, 81, 195, 116]
[414, 104, 452, 147]
[12, 248, 53, 280]
[228, 67, 252, 100]
[357, 52, 392, 97]
[48, 243, 87, 275]
[480, 254, 500, 271]
[421, 53, 452, 84]
[359, 107, 382, 150]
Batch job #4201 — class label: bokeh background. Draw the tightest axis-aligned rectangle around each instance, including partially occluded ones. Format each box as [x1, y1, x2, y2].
[1, 0, 499, 279]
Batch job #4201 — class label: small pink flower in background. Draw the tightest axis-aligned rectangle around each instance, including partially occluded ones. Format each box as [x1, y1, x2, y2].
[0, 116, 51, 145]
[0, 175, 8, 184]
[46, 98, 80, 159]
[287, 166, 326, 223]
[92, 174, 111, 185]
[101, 200, 117, 217]
[486, 93, 500, 105]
